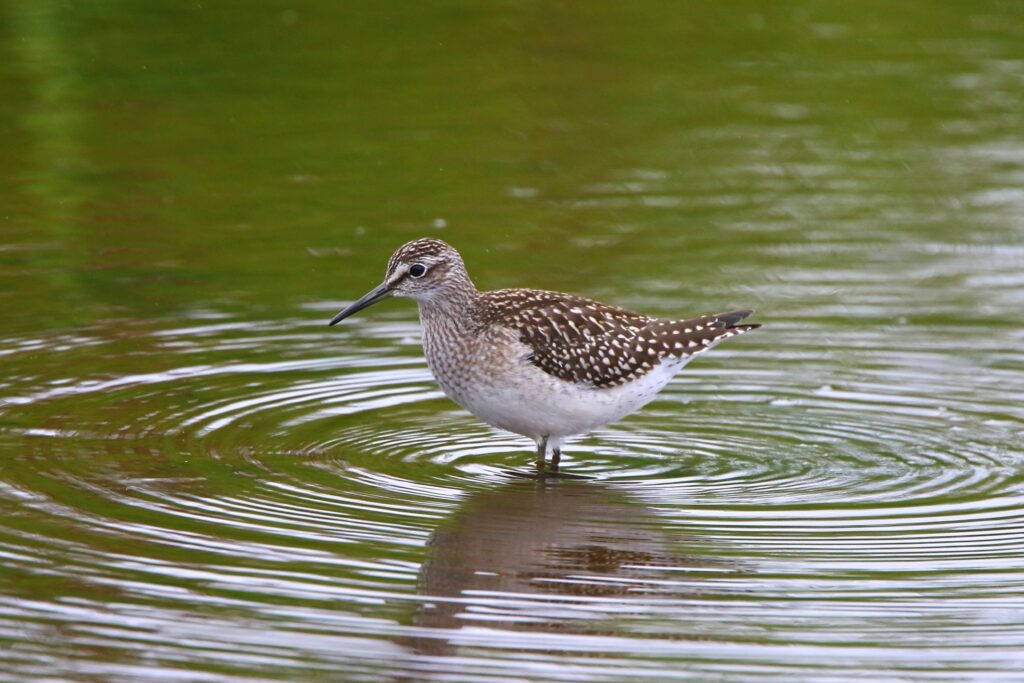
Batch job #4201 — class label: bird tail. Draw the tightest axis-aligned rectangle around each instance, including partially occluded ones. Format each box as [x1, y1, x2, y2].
[642, 310, 760, 359]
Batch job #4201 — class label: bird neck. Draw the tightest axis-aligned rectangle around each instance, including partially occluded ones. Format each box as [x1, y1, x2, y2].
[416, 272, 481, 332]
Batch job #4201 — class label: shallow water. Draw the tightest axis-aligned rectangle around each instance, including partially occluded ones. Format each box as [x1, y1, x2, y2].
[2, 2, 1024, 681]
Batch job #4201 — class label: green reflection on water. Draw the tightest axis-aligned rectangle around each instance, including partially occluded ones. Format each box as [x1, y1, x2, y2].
[1, 0, 1023, 681]
[1, 0, 1019, 328]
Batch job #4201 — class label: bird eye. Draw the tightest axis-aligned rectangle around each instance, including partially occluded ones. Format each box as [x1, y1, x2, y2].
[409, 263, 427, 278]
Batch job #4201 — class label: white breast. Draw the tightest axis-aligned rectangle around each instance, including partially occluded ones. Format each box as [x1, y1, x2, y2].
[427, 327, 690, 442]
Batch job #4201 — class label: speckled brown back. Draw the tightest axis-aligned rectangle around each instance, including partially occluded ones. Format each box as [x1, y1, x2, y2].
[480, 289, 758, 388]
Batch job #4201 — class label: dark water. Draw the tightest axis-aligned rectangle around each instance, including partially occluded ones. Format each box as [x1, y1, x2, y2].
[2, 2, 1023, 681]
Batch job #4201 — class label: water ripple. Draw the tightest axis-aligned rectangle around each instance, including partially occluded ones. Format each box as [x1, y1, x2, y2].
[0, 313, 1022, 681]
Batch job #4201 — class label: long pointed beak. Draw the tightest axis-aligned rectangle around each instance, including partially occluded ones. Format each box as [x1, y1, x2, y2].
[328, 282, 393, 326]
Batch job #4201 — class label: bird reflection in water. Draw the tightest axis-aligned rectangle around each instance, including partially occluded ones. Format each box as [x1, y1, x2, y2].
[407, 479, 731, 658]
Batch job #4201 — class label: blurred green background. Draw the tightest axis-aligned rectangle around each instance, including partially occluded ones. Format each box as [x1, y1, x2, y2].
[4, 0, 1021, 332]
[2, 2, 1024, 681]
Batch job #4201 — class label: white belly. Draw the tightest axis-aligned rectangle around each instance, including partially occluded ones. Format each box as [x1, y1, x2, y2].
[428, 334, 690, 441]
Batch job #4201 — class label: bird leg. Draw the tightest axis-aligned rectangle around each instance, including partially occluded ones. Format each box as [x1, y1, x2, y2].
[550, 448, 561, 472]
[535, 436, 548, 471]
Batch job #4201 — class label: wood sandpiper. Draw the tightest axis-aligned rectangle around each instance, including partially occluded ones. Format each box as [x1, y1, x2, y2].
[329, 238, 759, 474]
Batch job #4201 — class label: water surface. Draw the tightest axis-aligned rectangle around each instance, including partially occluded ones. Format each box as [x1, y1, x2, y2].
[1, 2, 1023, 681]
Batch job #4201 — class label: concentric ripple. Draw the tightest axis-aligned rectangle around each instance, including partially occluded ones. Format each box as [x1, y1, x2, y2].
[1, 306, 1022, 682]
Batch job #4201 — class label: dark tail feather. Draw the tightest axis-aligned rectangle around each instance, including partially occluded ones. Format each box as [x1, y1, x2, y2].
[711, 310, 757, 329]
